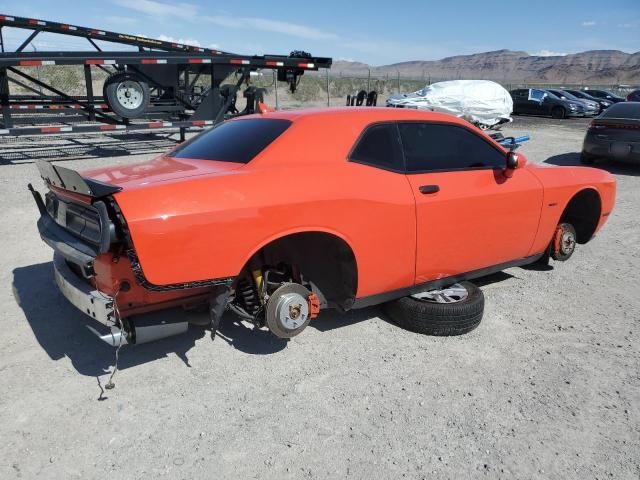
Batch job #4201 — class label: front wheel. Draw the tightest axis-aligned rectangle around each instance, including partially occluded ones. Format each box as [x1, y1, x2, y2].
[551, 107, 566, 119]
[550, 223, 577, 261]
[383, 281, 484, 336]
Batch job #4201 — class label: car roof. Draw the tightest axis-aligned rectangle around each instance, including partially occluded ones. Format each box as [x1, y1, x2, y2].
[240, 107, 474, 127]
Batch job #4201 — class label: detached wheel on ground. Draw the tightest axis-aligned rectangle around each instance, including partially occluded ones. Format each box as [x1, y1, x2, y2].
[383, 281, 484, 336]
[103, 72, 150, 119]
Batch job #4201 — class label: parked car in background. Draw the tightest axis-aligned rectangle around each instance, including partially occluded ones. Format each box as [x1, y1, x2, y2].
[564, 89, 612, 111]
[582, 102, 640, 164]
[626, 89, 640, 102]
[510, 89, 585, 119]
[547, 89, 599, 116]
[582, 89, 625, 104]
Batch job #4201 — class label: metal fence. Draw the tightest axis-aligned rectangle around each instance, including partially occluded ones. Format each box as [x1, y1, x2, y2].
[251, 69, 635, 110]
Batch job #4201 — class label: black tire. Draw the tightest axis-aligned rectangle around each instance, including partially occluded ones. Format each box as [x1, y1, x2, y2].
[580, 152, 596, 165]
[103, 72, 150, 119]
[551, 107, 566, 119]
[383, 281, 484, 336]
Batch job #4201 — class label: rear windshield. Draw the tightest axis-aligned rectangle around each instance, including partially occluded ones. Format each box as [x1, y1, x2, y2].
[601, 103, 640, 120]
[170, 118, 291, 163]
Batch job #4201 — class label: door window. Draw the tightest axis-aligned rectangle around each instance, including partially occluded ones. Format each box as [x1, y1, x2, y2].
[398, 122, 506, 173]
[528, 89, 547, 102]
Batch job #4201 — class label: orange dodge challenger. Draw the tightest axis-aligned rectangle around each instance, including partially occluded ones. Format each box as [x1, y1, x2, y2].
[29, 108, 616, 344]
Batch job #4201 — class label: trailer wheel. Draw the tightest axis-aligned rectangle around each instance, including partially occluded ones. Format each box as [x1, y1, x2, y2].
[104, 72, 150, 119]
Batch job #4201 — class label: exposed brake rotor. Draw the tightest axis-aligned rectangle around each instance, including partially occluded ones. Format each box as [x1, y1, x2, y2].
[265, 283, 314, 339]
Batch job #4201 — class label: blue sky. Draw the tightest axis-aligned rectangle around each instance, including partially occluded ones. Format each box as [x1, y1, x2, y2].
[1, 0, 638, 64]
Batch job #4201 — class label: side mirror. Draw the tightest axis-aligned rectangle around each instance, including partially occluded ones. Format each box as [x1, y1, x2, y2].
[505, 151, 521, 177]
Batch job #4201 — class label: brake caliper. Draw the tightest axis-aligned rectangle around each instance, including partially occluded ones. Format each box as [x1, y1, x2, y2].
[308, 293, 320, 319]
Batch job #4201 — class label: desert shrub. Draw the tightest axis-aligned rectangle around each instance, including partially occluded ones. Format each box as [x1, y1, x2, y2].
[291, 76, 323, 102]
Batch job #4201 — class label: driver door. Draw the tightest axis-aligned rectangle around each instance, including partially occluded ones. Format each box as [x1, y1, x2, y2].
[399, 122, 543, 284]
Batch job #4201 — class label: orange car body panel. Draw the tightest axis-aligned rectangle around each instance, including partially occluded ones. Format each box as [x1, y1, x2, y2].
[406, 166, 544, 282]
[525, 164, 616, 254]
[92, 253, 210, 316]
[77, 107, 615, 308]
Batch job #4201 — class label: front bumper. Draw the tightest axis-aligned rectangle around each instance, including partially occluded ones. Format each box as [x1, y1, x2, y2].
[53, 253, 116, 327]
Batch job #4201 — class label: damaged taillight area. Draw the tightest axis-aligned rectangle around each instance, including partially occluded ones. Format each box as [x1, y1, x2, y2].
[92, 252, 211, 317]
[44, 188, 117, 254]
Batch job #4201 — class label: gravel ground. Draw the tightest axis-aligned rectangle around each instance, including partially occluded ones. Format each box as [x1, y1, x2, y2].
[1, 115, 638, 479]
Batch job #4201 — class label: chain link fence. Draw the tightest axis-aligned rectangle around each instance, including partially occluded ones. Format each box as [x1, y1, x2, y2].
[7, 65, 635, 111]
[253, 70, 635, 110]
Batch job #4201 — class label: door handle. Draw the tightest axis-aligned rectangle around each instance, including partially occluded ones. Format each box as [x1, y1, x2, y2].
[419, 185, 440, 194]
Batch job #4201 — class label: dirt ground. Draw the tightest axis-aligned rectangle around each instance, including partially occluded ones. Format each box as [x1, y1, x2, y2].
[0, 115, 638, 480]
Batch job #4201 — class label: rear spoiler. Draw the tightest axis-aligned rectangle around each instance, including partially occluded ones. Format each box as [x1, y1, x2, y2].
[36, 160, 121, 198]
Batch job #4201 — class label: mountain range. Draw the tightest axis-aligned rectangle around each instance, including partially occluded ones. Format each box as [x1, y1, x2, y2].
[332, 50, 640, 85]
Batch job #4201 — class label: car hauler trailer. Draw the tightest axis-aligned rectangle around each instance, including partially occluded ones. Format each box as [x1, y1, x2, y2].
[0, 14, 331, 138]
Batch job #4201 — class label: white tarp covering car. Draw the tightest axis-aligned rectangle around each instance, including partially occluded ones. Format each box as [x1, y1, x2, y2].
[386, 80, 513, 129]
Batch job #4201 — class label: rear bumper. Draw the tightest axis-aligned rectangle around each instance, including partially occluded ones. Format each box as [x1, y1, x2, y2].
[54, 253, 193, 346]
[583, 137, 640, 162]
[53, 253, 116, 327]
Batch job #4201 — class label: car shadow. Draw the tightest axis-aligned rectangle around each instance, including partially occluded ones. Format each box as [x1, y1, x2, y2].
[215, 314, 289, 354]
[11, 262, 311, 377]
[545, 152, 640, 177]
[473, 271, 520, 286]
[12, 261, 547, 378]
[12, 262, 208, 378]
[310, 307, 379, 332]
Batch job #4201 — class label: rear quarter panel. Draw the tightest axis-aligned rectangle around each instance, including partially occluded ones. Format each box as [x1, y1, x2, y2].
[526, 164, 616, 254]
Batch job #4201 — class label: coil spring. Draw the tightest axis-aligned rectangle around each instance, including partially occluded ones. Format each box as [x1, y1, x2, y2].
[237, 278, 260, 315]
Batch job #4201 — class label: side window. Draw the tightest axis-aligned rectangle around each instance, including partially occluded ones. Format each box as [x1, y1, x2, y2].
[349, 123, 403, 171]
[512, 90, 526, 99]
[398, 123, 506, 173]
[528, 89, 546, 102]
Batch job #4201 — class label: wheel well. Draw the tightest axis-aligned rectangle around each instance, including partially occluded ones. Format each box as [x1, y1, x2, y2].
[560, 188, 601, 244]
[243, 232, 358, 310]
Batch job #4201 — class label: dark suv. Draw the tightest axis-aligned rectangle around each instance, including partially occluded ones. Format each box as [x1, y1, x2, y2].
[511, 89, 584, 119]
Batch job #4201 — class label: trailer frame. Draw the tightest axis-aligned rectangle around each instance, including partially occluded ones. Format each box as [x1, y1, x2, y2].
[0, 14, 332, 138]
